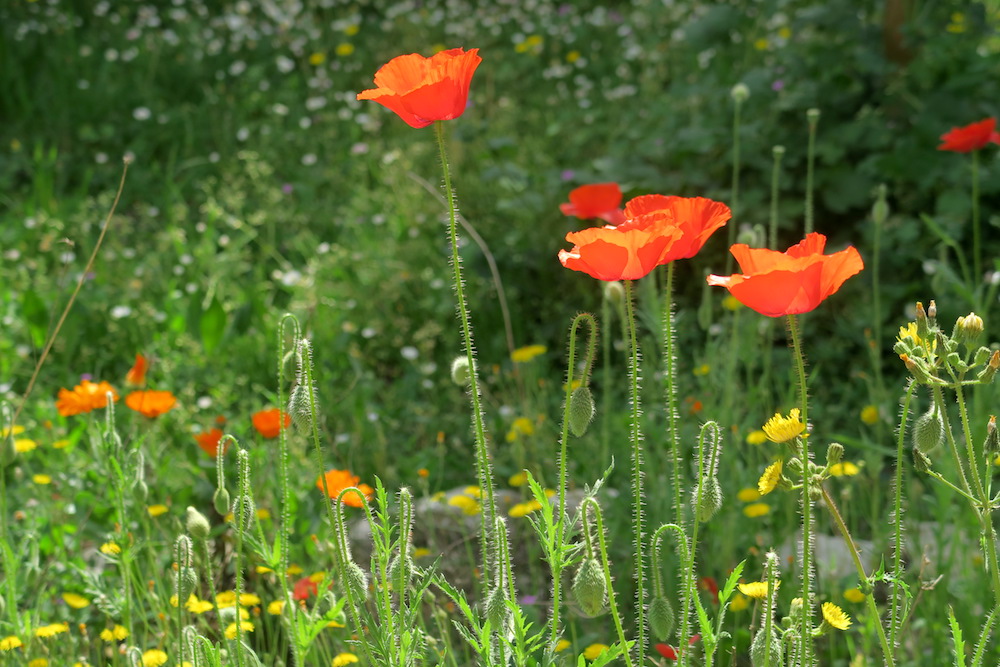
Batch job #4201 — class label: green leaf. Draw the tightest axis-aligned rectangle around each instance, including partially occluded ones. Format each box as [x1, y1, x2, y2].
[719, 559, 746, 605]
[949, 606, 967, 667]
[200, 296, 227, 353]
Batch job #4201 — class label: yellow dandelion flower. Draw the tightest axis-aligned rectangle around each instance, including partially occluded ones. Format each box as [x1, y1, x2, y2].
[448, 495, 481, 516]
[0, 425, 25, 438]
[113, 625, 128, 641]
[778, 26, 792, 39]
[186, 598, 213, 614]
[729, 593, 749, 612]
[746, 430, 768, 446]
[34, 623, 69, 638]
[843, 588, 866, 603]
[509, 500, 543, 518]
[566, 50, 581, 63]
[738, 581, 778, 599]
[758, 460, 783, 495]
[147, 504, 168, 518]
[256, 566, 273, 574]
[267, 600, 285, 615]
[62, 592, 90, 609]
[822, 602, 852, 630]
[860, 405, 879, 425]
[722, 295, 743, 311]
[511, 344, 546, 363]
[463, 486, 482, 498]
[142, 649, 168, 667]
[693, 363, 711, 376]
[239, 593, 261, 606]
[583, 643, 608, 660]
[0, 635, 23, 650]
[332, 654, 360, 667]
[829, 462, 860, 477]
[28, 659, 48, 667]
[256, 508, 271, 520]
[754, 38, 770, 50]
[763, 408, 805, 443]
[52, 439, 70, 449]
[224, 621, 254, 640]
[511, 417, 534, 436]
[555, 639, 571, 652]
[99, 628, 115, 642]
[430, 491, 446, 502]
[100, 542, 121, 555]
[413, 547, 431, 558]
[215, 591, 237, 608]
[32, 474, 51, 485]
[335, 43, 354, 57]
[736, 487, 761, 503]
[309, 52, 326, 66]
[286, 564, 303, 576]
[343, 24, 360, 36]
[508, 471, 528, 487]
[743, 503, 771, 518]
[15, 439, 38, 453]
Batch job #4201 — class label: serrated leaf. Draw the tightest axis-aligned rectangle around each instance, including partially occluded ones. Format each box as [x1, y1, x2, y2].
[949, 606, 967, 667]
[719, 559, 746, 605]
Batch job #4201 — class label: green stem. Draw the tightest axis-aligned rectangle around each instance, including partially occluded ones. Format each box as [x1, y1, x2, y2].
[434, 121, 497, 584]
[763, 553, 777, 667]
[333, 491, 379, 667]
[972, 149, 981, 292]
[932, 386, 974, 500]
[725, 97, 743, 274]
[662, 262, 683, 527]
[805, 109, 820, 237]
[768, 146, 784, 250]
[786, 314, 813, 665]
[583, 499, 635, 667]
[277, 316, 302, 665]
[890, 382, 916, 656]
[820, 485, 895, 667]
[624, 279, 647, 666]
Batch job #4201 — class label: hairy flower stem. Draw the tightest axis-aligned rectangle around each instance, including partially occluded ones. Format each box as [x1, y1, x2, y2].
[768, 145, 784, 250]
[890, 382, 916, 655]
[435, 121, 497, 584]
[786, 314, 814, 665]
[804, 109, 819, 237]
[725, 95, 743, 274]
[624, 279, 647, 666]
[972, 149, 982, 290]
[662, 263, 683, 527]
[820, 485, 895, 666]
[583, 499, 635, 667]
[277, 316, 302, 666]
[333, 492, 378, 667]
[233, 450, 250, 667]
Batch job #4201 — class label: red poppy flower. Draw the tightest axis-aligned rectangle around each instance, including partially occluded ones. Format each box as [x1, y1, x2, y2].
[252, 409, 291, 439]
[654, 635, 700, 660]
[623, 195, 731, 262]
[55, 380, 119, 417]
[698, 576, 719, 604]
[316, 469, 375, 508]
[125, 353, 147, 386]
[125, 390, 177, 418]
[293, 576, 318, 601]
[195, 428, 229, 458]
[560, 183, 626, 225]
[938, 117, 1000, 153]
[357, 48, 481, 128]
[706, 233, 864, 317]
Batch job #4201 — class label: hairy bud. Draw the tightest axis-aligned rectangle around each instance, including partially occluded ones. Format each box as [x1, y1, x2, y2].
[186, 507, 211, 541]
[826, 443, 844, 469]
[913, 407, 945, 454]
[450, 356, 473, 386]
[750, 628, 783, 667]
[731, 83, 750, 103]
[692, 476, 723, 523]
[568, 386, 596, 437]
[648, 596, 675, 641]
[213, 487, 231, 516]
[572, 558, 607, 618]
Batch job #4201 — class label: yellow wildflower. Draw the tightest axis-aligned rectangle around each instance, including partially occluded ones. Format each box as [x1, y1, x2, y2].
[508, 471, 528, 487]
[555, 639, 571, 652]
[738, 581, 777, 599]
[829, 462, 860, 477]
[821, 602, 852, 630]
[52, 439, 70, 449]
[343, 24, 360, 36]
[583, 643, 608, 660]
[448, 495, 481, 516]
[187, 597, 213, 614]
[860, 405, 879, 425]
[142, 649, 168, 667]
[147, 504, 168, 517]
[743, 503, 771, 518]
[34, 623, 69, 638]
[778, 26, 792, 39]
[100, 542, 121, 555]
[32, 474, 51, 485]
[413, 547, 431, 558]
[762, 408, 805, 443]
[335, 43, 354, 57]
[15, 439, 38, 453]
[100, 625, 129, 642]
[0, 636, 23, 650]
[0, 425, 24, 438]
[511, 345, 546, 363]
[511, 417, 534, 437]
[737, 487, 761, 503]
[758, 460, 783, 495]
[256, 508, 271, 520]
[332, 654, 359, 667]
[729, 593, 749, 612]
[62, 592, 90, 609]
[224, 621, 254, 640]
[463, 486, 482, 498]
[754, 38, 770, 50]
[239, 593, 261, 606]
[286, 564, 304, 576]
[309, 52, 326, 66]
[722, 295, 743, 311]
[693, 363, 711, 376]
[746, 430, 768, 446]
[566, 50, 581, 63]
[897, 323, 922, 346]
[843, 588, 866, 603]
[267, 600, 285, 615]
[256, 566, 273, 574]
[509, 500, 543, 518]
[28, 659, 47, 667]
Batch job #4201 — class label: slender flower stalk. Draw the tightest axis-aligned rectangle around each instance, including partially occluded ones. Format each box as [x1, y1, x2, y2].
[582, 498, 635, 667]
[662, 262, 683, 527]
[435, 121, 498, 585]
[804, 108, 820, 237]
[890, 382, 917, 655]
[768, 145, 785, 250]
[624, 279, 647, 666]
[725, 85, 747, 273]
[277, 316, 302, 666]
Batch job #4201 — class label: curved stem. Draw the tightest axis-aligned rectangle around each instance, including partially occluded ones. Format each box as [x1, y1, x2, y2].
[786, 314, 813, 665]
[583, 499, 635, 667]
[277, 315, 301, 665]
[624, 279, 647, 666]
[435, 121, 497, 584]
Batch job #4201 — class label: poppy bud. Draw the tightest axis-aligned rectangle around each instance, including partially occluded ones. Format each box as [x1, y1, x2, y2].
[174, 534, 194, 568]
[984, 416, 999, 455]
[872, 184, 889, 226]
[288, 382, 314, 431]
[133, 479, 149, 503]
[912, 446, 932, 473]
[692, 476, 723, 523]
[572, 558, 607, 618]
[826, 443, 844, 469]
[568, 386, 596, 437]
[750, 628, 783, 667]
[186, 507, 211, 541]
[772, 145, 786, 159]
[387, 554, 413, 590]
[484, 586, 510, 631]
[648, 596, 675, 640]
[345, 561, 369, 601]
[213, 487, 231, 516]
[730, 83, 750, 103]
[603, 281, 625, 307]
[450, 356, 473, 386]
[807, 108, 821, 123]
[233, 495, 256, 533]
[174, 566, 198, 601]
[913, 407, 944, 453]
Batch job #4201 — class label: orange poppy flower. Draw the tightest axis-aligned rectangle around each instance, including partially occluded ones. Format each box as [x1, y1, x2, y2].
[251, 409, 290, 439]
[706, 233, 864, 317]
[195, 428, 229, 458]
[938, 117, 1000, 153]
[316, 469, 374, 507]
[125, 353, 147, 386]
[559, 218, 683, 281]
[55, 380, 119, 417]
[560, 183, 626, 225]
[125, 390, 177, 418]
[357, 48, 481, 128]
[623, 195, 732, 262]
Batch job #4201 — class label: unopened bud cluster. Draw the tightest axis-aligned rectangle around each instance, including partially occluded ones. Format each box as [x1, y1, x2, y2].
[895, 301, 998, 386]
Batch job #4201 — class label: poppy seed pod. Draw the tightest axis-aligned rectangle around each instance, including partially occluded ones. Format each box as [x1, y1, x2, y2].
[568, 386, 596, 437]
[731, 82, 750, 103]
[186, 507, 211, 540]
[572, 558, 607, 618]
[213, 487, 231, 516]
[648, 596, 675, 641]
[913, 407, 945, 454]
